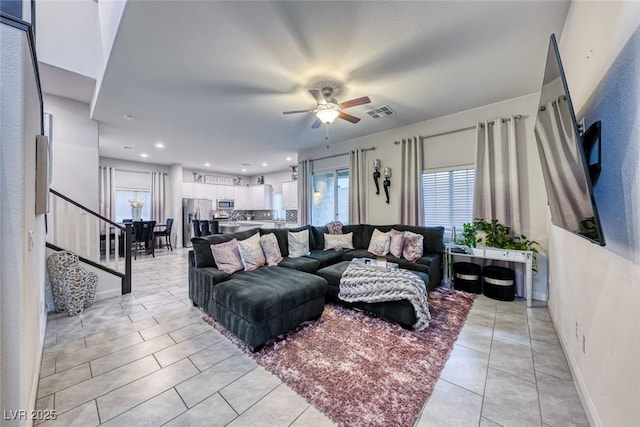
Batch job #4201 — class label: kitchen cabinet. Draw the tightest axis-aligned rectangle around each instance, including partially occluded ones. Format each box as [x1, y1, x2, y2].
[249, 185, 273, 210]
[233, 186, 249, 209]
[181, 182, 195, 198]
[282, 181, 298, 209]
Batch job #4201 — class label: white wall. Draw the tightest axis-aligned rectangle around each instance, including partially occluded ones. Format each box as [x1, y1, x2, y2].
[549, 3, 640, 427]
[251, 169, 293, 193]
[299, 94, 549, 299]
[36, 0, 100, 79]
[1, 24, 47, 426]
[44, 94, 99, 210]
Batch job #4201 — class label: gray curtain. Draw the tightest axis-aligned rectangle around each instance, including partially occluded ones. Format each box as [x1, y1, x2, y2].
[473, 117, 522, 232]
[99, 166, 116, 231]
[473, 116, 523, 295]
[399, 136, 424, 226]
[151, 171, 166, 222]
[297, 160, 312, 226]
[349, 149, 367, 224]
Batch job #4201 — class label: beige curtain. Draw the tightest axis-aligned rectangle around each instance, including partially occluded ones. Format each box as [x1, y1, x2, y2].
[349, 149, 367, 224]
[399, 136, 424, 226]
[150, 172, 166, 222]
[99, 166, 116, 231]
[297, 160, 312, 225]
[473, 116, 524, 295]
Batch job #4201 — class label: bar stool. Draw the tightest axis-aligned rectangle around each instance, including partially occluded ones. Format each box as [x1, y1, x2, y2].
[453, 262, 482, 294]
[482, 265, 516, 301]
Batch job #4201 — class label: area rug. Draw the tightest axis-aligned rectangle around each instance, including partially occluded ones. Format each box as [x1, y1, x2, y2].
[203, 288, 476, 427]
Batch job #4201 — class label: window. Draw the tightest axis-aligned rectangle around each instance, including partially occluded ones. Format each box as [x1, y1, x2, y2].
[422, 168, 474, 233]
[311, 169, 349, 226]
[115, 190, 151, 222]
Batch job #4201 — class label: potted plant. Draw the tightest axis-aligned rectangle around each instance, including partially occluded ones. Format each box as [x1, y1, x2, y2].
[455, 218, 539, 270]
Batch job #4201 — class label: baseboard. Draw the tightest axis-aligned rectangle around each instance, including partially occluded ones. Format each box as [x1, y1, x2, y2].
[96, 288, 123, 301]
[548, 308, 601, 427]
[532, 290, 548, 302]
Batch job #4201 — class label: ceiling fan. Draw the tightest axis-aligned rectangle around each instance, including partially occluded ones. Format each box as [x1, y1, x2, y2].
[283, 86, 371, 128]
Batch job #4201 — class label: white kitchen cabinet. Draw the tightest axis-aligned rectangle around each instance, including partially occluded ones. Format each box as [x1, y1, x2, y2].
[282, 181, 298, 209]
[233, 186, 250, 209]
[181, 182, 195, 198]
[194, 183, 208, 199]
[249, 185, 273, 210]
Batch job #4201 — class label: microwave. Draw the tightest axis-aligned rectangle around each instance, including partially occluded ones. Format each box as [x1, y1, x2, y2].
[216, 199, 234, 209]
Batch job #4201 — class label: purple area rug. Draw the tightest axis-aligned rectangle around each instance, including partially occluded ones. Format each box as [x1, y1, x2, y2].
[203, 288, 476, 427]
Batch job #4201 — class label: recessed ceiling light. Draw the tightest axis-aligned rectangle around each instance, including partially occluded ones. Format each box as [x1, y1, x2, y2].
[155, 142, 164, 148]
[122, 146, 134, 151]
[286, 157, 292, 161]
[204, 163, 210, 167]
[242, 168, 247, 172]
[122, 114, 135, 121]
[140, 153, 149, 158]
[262, 162, 268, 167]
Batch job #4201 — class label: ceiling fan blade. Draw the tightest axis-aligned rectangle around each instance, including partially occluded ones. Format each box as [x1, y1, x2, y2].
[283, 109, 314, 115]
[308, 89, 324, 104]
[339, 96, 371, 109]
[311, 118, 322, 128]
[339, 112, 361, 123]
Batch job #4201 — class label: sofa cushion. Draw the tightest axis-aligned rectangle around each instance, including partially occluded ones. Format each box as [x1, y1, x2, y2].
[215, 266, 327, 322]
[237, 233, 266, 271]
[324, 232, 354, 250]
[210, 239, 244, 274]
[385, 255, 430, 275]
[306, 249, 345, 269]
[310, 226, 328, 251]
[192, 229, 257, 268]
[368, 228, 391, 256]
[278, 256, 321, 273]
[392, 225, 444, 255]
[402, 231, 424, 261]
[288, 229, 310, 257]
[389, 229, 405, 258]
[260, 233, 283, 266]
[258, 228, 289, 257]
[287, 225, 316, 250]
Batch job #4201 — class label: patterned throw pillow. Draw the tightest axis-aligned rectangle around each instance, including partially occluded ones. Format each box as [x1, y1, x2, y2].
[326, 221, 343, 235]
[324, 232, 354, 251]
[402, 231, 424, 262]
[260, 233, 283, 266]
[389, 229, 405, 258]
[237, 233, 266, 271]
[210, 238, 244, 274]
[367, 228, 390, 256]
[288, 229, 310, 258]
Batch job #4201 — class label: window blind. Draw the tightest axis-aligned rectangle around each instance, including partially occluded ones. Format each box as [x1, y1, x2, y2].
[422, 168, 475, 228]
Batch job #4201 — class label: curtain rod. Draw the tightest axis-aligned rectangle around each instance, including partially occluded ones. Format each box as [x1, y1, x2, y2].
[305, 146, 375, 163]
[418, 114, 525, 141]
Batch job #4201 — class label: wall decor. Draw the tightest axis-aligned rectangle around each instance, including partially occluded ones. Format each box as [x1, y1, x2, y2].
[383, 167, 392, 204]
[372, 159, 381, 194]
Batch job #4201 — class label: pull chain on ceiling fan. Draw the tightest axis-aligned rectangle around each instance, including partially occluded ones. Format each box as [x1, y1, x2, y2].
[283, 86, 371, 128]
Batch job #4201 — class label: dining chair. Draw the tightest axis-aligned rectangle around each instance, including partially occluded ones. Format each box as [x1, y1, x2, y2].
[154, 218, 174, 251]
[200, 220, 211, 236]
[192, 219, 201, 237]
[132, 220, 156, 259]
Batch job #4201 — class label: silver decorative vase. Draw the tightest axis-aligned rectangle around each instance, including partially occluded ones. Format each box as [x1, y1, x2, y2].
[131, 207, 142, 221]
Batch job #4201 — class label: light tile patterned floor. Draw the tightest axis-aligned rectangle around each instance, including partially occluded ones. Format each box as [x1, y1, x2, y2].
[37, 248, 589, 426]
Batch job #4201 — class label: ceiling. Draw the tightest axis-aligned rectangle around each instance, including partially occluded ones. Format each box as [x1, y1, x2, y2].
[81, 1, 569, 175]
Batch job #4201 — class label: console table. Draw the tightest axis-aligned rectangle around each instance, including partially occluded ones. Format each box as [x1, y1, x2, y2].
[444, 244, 534, 307]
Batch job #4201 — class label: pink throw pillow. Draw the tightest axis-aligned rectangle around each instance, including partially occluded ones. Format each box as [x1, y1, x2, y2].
[210, 239, 244, 274]
[402, 231, 424, 262]
[389, 229, 405, 258]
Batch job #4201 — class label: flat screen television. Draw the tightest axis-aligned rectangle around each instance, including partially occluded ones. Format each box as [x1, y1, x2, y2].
[534, 34, 606, 246]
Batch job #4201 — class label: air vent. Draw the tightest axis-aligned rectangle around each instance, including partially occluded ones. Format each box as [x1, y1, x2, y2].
[122, 146, 135, 151]
[367, 105, 396, 119]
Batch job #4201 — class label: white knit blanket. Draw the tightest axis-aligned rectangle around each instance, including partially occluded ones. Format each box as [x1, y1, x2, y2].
[338, 261, 431, 331]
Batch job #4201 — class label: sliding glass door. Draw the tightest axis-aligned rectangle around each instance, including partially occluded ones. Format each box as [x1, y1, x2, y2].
[311, 169, 349, 225]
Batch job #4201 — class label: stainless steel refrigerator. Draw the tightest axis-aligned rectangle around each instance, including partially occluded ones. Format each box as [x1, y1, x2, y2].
[182, 198, 213, 247]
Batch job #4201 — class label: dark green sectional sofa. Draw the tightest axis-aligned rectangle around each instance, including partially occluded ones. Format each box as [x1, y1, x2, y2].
[188, 224, 444, 350]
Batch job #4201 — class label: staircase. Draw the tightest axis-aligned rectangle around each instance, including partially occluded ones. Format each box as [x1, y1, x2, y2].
[47, 188, 132, 295]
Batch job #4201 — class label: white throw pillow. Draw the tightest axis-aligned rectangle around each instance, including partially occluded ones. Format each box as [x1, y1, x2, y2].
[367, 228, 390, 256]
[402, 231, 424, 262]
[389, 229, 405, 258]
[237, 233, 266, 271]
[260, 233, 283, 266]
[288, 229, 310, 258]
[210, 238, 244, 274]
[324, 232, 354, 251]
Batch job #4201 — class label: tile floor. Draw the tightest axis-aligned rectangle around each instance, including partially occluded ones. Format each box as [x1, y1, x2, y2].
[37, 248, 589, 427]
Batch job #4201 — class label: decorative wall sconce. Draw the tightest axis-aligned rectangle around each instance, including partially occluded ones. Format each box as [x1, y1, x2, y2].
[372, 159, 381, 194]
[383, 167, 392, 204]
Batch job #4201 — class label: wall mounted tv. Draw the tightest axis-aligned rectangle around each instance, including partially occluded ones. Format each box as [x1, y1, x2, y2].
[534, 34, 605, 246]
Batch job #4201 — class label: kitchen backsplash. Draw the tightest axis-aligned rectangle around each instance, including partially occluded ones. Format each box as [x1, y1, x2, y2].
[230, 210, 297, 222]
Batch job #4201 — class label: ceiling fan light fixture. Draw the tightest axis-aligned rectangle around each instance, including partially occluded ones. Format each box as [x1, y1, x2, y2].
[316, 103, 340, 124]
